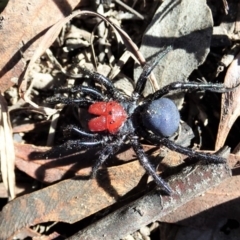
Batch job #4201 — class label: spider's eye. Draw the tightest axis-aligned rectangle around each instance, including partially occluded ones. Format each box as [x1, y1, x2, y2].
[142, 98, 180, 137]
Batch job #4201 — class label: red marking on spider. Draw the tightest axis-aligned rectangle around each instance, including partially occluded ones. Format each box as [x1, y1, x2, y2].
[88, 101, 128, 134]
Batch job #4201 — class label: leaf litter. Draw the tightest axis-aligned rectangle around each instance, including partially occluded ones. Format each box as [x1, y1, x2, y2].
[1, 0, 240, 239]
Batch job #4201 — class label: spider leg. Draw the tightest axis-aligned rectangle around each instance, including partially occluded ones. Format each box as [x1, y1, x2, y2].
[46, 96, 94, 107]
[130, 135, 172, 195]
[75, 67, 125, 100]
[91, 145, 115, 178]
[55, 85, 106, 101]
[66, 124, 100, 138]
[148, 134, 225, 164]
[64, 139, 104, 149]
[91, 135, 126, 178]
[39, 138, 104, 159]
[145, 81, 240, 102]
[133, 46, 172, 95]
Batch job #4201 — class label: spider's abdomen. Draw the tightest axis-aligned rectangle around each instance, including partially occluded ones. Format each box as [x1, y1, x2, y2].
[142, 98, 180, 137]
[88, 101, 128, 134]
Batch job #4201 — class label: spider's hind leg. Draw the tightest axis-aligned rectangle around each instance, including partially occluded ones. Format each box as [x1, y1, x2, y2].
[146, 81, 240, 102]
[162, 138, 226, 163]
[150, 134, 226, 164]
[130, 135, 172, 195]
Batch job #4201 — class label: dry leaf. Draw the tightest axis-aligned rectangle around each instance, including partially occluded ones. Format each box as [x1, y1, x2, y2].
[2, 142, 236, 239]
[14, 143, 92, 183]
[0, 160, 147, 239]
[14, 142, 157, 183]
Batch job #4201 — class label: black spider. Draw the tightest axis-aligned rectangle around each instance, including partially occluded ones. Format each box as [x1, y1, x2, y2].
[47, 48, 236, 195]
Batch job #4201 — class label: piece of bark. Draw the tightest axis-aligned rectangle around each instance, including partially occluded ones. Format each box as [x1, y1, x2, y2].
[161, 168, 240, 229]
[67, 163, 231, 240]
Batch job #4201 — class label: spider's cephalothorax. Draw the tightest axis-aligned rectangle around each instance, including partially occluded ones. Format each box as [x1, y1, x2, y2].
[48, 48, 237, 195]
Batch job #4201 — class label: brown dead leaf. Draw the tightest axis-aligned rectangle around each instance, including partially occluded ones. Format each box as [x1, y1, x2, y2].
[0, 160, 147, 239]
[134, 0, 213, 96]
[215, 51, 240, 150]
[12, 120, 50, 133]
[14, 143, 92, 183]
[0, 0, 81, 93]
[0, 158, 232, 239]
[14, 142, 158, 183]
[11, 227, 42, 240]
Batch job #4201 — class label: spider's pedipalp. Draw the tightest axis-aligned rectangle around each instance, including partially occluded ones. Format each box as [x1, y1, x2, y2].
[68, 125, 100, 138]
[130, 135, 172, 195]
[65, 139, 105, 149]
[39, 138, 105, 159]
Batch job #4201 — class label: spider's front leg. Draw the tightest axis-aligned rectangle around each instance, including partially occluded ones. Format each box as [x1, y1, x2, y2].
[51, 85, 106, 101]
[60, 85, 106, 101]
[130, 135, 172, 195]
[38, 138, 104, 160]
[68, 124, 100, 138]
[46, 84, 107, 106]
[75, 67, 124, 101]
[133, 46, 172, 96]
[46, 95, 94, 107]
